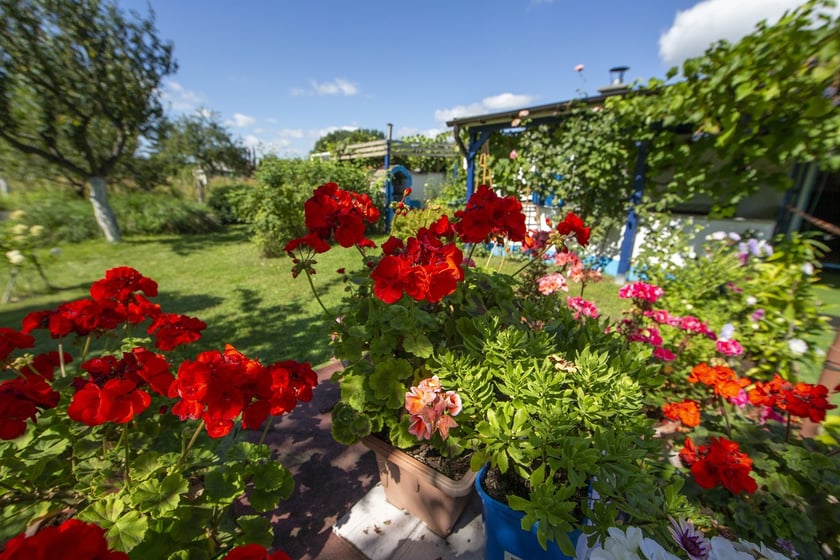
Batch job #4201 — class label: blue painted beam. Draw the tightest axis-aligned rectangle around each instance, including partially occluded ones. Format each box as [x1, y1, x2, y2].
[465, 130, 492, 201]
[617, 142, 647, 279]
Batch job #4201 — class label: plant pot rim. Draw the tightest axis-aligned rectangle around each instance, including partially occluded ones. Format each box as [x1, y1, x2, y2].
[361, 434, 476, 496]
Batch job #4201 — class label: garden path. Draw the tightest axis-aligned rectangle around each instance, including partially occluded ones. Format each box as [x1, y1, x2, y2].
[258, 360, 376, 559]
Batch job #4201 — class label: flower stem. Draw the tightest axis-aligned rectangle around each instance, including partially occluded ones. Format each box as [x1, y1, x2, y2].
[719, 396, 732, 439]
[175, 420, 205, 472]
[512, 247, 545, 277]
[258, 416, 274, 445]
[122, 423, 131, 489]
[785, 413, 792, 443]
[304, 267, 331, 317]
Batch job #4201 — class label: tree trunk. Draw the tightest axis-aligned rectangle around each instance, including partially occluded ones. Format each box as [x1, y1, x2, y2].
[88, 176, 122, 242]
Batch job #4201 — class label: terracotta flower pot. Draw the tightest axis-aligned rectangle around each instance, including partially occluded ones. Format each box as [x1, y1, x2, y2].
[361, 434, 476, 537]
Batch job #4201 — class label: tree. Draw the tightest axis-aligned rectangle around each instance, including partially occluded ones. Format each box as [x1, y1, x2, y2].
[0, 0, 177, 242]
[310, 128, 384, 155]
[155, 110, 253, 178]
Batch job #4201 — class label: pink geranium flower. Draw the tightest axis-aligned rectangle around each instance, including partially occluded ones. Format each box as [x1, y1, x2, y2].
[537, 272, 568, 295]
[716, 339, 744, 356]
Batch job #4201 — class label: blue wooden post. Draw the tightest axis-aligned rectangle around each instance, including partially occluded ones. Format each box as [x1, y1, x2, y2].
[384, 123, 393, 232]
[616, 142, 646, 280]
[465, 130, 492, 202]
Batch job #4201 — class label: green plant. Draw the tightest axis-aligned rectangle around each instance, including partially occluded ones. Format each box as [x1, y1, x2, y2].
[431, 311, 681, 555]
[0, 210, 58, 302]
[246, 158, 374, 257]
[207, 183, 254, 225]
[0, 267, 317, 558]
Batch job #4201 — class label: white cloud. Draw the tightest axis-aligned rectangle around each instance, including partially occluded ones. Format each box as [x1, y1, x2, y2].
[160, 80, 204, 112]
[313, 78, 358, 95]
[397, 127, 447, 139]
[228, 113, 256, 127]
[434, 93, 536, 123]
[658, 0, 820, 66]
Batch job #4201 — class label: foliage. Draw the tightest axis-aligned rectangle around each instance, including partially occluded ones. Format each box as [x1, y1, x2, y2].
[396, 132, 457, 173]
[207, 183, 254, 225]
[633, 226, 831, 386]
[0, 0, 177, 242]
[152, 111, 253, 179]
[0, 267, 314, 558]
[310, 128, 384, 156]
[245, 158, 374, 257]
[613, 0, 840, 212]
[0, 210, 57, 302]
[388, 202, 449, 240]
[4, 190, 220, 244]
[436, 316, 681, 556]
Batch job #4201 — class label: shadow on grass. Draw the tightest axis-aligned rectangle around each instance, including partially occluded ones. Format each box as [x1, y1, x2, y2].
[122, 226, 252, 256]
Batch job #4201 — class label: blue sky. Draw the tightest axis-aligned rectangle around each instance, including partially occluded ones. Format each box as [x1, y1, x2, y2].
[117, 0, 811, 157]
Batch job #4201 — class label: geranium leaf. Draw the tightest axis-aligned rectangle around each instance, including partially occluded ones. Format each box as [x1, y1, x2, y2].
[105, 510, 148, 553]
[234, 514, 273, 548]
[403, 333, 433, 358]
[77, 494, 125, 528]
[130, 473, 188, 515]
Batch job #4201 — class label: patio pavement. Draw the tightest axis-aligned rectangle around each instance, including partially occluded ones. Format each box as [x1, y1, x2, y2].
[257, 359, 485, 559]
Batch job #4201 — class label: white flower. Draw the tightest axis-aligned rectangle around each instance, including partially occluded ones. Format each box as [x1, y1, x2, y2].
[9, 209, 25, 221]
[11, 223, 27, 235]
[733, 539, 792, 560]
[708, 536, 754, 560]
[5, 249, 24, 265]
[640, 537, 681, 560]
[787, 338, 807, 355]
[707, 231, 728, 241]
[719, 323, 735, 341]
[589, 527, 645, 560]
[745, 296, 757, 306]
[29, 224, 44, 237]
[801, 262, 814, 275]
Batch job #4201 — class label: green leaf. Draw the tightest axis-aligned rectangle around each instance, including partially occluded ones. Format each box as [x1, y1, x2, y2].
[131, 452, 166, 482]
[251, 461, 294, 496]
[130, 473, 188, 515]
[403, 333, 433, 358]
[226, 442, 271, 463]
[77, 495, 126, 528]
[105, 510, 148, 553]
[234, 515, 273, 548]
[204, 468, 244, 503]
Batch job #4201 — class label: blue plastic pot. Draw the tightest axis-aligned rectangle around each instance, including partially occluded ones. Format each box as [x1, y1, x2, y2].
[475, 465, 579, 560]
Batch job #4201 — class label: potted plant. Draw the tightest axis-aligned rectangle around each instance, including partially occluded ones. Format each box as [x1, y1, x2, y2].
[284, 182, 601, 537]
[425, 291, 683, 559]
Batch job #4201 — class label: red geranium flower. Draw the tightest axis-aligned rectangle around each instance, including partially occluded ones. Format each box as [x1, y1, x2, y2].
[0, 518, 128, 560]
[454, 185, 526, 244]
[148, 313, 207, 351]
[0, 373, 61, 440]
[555, 211, 591, 246]
[0, 327, 34, 362]
[780, 381, 837, 422]
[686, 436, 757, 494]
[221, 543, 292, 560]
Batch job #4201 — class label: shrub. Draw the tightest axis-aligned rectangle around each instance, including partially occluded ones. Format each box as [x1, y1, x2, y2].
[6, 190, 221, 244]
[207, 183, 253, 225]
[247, 158, 373, 257]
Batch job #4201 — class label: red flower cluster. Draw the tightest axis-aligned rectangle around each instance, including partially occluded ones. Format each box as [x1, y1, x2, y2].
[67, 348, 173, 426]
[284, 182, 380, 257]
[555, 211, 591, 246]
[662, 399, 701, 427]
[748, 373, 837, 422]
[21, 267, 206, 352]
[679, 436, 758, 494]
[688, 363, 750, 399]
[370, 219, 464, 304]
[0, 370, 60, 440]
[168, 344, 318, 438]
[0, 518, 128, 560]
[0, 327, 34, 363]
[453, 185, 526, 244]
